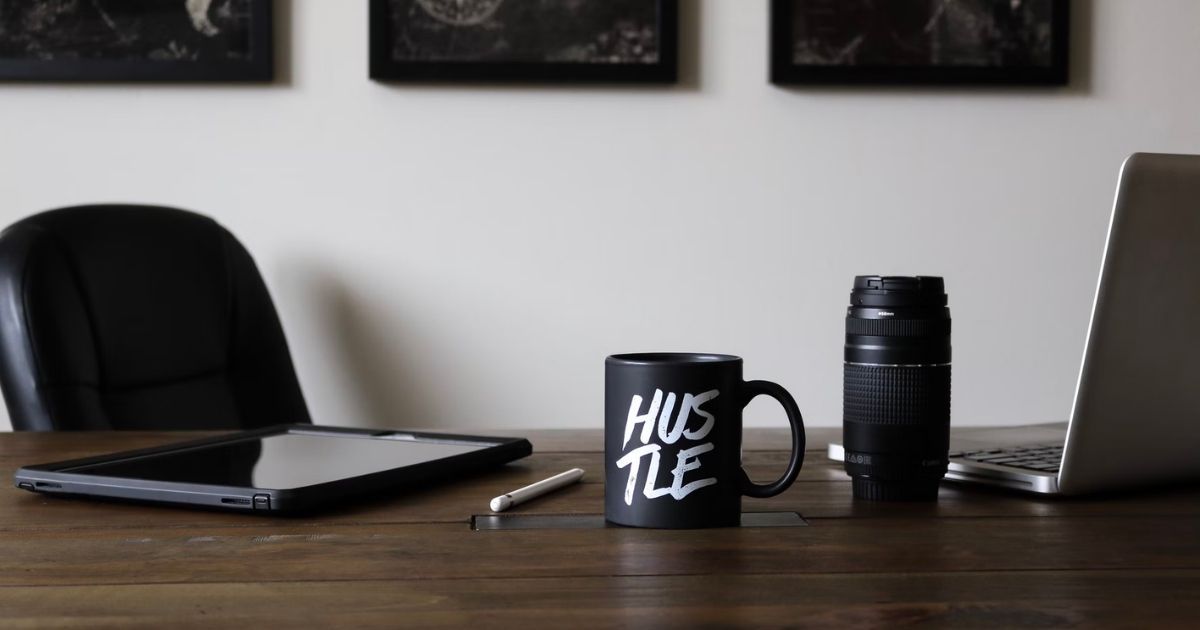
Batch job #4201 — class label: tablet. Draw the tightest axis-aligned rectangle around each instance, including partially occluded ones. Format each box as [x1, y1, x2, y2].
[14, 425, 532, 514]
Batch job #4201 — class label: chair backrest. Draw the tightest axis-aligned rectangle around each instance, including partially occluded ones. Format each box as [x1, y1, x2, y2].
[0, 205, 312, 430]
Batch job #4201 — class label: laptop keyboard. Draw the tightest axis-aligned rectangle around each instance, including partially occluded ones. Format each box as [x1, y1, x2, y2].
[949, 444, 1063, 474]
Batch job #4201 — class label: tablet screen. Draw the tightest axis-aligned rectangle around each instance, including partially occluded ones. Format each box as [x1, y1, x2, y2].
[63, 431, 489, 490]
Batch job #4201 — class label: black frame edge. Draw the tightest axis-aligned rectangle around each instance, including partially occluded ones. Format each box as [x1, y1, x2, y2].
[769, 0, 1071, 87]
[369, 0, 679, 84]
[0, 0, 274, 83]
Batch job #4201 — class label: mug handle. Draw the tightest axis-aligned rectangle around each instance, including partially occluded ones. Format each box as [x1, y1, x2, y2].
[739, 380, 806, 498]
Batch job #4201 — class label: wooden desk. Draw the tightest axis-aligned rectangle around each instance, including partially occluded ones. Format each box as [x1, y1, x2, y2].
[3, 428, 1199, 627]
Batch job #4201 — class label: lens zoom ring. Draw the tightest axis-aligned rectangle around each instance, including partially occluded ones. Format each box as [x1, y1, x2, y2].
[846, 318, 951, 337]
[844, 364, 951, 426]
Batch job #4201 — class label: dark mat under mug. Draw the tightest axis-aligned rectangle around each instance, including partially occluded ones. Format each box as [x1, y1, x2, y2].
[471, 512, 808, 531]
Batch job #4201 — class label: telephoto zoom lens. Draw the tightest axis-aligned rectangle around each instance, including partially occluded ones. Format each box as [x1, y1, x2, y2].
[844, 276, 951, 501]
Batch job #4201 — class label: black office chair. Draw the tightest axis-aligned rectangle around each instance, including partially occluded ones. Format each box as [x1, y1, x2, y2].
[0, 205, 312, 431]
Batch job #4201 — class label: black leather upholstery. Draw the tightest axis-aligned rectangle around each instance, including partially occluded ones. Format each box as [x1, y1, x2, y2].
[0, 205, 312, 431]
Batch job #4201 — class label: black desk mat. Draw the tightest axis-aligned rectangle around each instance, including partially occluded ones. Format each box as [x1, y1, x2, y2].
[471, 512, 808, 531]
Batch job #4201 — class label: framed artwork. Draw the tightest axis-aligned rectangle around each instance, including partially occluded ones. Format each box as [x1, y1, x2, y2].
[370, 0, 678, 83]
[771, 0, 1070, 86]
[0, 0, 273, 82]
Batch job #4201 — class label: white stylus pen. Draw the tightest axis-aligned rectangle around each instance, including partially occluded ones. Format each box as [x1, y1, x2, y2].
[490, 468, 585, 512]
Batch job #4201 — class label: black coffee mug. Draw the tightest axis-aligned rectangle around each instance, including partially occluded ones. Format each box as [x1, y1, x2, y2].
[605, 353, 806, 529]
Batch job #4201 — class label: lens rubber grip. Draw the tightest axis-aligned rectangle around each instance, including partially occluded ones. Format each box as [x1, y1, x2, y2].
[843, 363, 951, 427]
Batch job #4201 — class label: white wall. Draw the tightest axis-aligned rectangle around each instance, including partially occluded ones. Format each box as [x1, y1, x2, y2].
[1, 0, 1198, 433]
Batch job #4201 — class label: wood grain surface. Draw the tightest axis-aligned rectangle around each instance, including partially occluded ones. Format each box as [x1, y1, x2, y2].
[2, 428, 1198, 628]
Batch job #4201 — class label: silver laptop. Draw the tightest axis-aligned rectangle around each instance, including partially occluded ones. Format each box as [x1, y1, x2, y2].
[829, 153, 1200, 495]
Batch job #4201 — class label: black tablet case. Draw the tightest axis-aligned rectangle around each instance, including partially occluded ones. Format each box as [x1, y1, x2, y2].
[14, 425, 532, 514]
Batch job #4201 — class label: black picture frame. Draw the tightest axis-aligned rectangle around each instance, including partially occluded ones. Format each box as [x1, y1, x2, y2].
[370, 0, 678, 83]
[770, 0, 1070, 86]
[0, 0, 273, 82]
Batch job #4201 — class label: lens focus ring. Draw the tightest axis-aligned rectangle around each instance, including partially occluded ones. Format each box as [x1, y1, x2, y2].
[843, 364, 951, 426]
[845, 318, 951, 338]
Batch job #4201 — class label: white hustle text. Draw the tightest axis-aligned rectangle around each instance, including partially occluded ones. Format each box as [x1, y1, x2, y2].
[615, 389, 720, 506]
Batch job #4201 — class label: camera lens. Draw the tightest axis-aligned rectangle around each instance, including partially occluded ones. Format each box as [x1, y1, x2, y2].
[843, 276, 951, 501]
